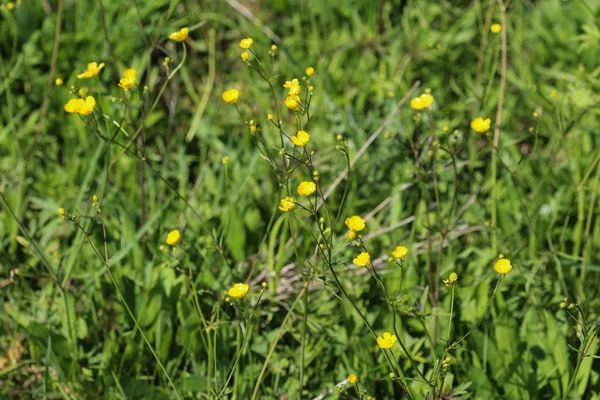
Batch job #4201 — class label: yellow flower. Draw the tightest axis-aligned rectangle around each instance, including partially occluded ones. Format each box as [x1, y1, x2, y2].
[55, 78, 63, 86]
[443, 272, 458, 287]
[491, 24, 502, 33]
[279, 197, 295, 212]
[291, 130, 310, 146]
[353, 252, 371, 267]
[284, 95, 300, 110]
[267, 113, 275, 121]
[228, 283, 249, 299]
[471, 117, 491, 133]
[271, 44, 277, 51]
[169, 27, 188, 42]
[239, 38, 253, 49]
[118, 68, 136, 90]
[410, 93, 434, 110]
[348, 374, 358, 384]
[222, 156, 230, 165]
[7, 2, 15, 9]
[166, 229, 181, 246]
[241, 51, 249, 61]
[306, 67, 315, 76]
[345, 215, 365, 232]
[222, 89, 239, 104]
[494, 258, 512, 274]
[58, 207, 65, 216]
[77, 62, 105, 79]
[550, 90, 558, 98]
[297, 181, 316, 196]
[347, 231, 356, 240]
[377, 332, 397, 349]
[64, 96, 96, 115]
[283, 78, 301, 96]
[391, 246, 408, 259]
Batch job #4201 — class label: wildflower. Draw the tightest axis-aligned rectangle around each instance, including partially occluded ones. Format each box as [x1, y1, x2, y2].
[471, 117, 491, 133]
[222, 156, 230, 165]
[550, 90, 558, 98]
[271, 44, 277, 51]
[58, 207, 65, 216]
[376, 332, 397, 349]
[291, 130, 310, 146]
[228, 283, 249, 299]
[118, 69, 136, 90]
[410, 93, 434, 110]
[279, 197, 295, 212]
[169, 27, 188, 42]
[353, 252, 371, 267]
[494, 258, 512, 274]
[166, 229, 181, 246]
[55, 78, 63, 86]
[7, 2, 15, 9]
[222, 89, 239, 104]
[297, 181, 316, 196]
[77, 62, 105, 79]
[267, 113, 275, 121]
[283, 78, 301, 96]
[64, 96, 96, 115]
[391, 246, 408, 259]
[491, 23, 502, 33]
[241, 51, 249, 61]
[345, 216, 365, 232]
[533, 111, 539, 118]
[348, 374, 358, 384]
[239, 38, 253, 49]
[306, 67, 315, 76]
[348, 231, 356, 240]
[284, 95, 300, 110]
[443, 272, 458, 287]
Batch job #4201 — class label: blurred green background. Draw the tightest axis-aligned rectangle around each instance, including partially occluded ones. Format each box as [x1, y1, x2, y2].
[1, 0, 600, 398]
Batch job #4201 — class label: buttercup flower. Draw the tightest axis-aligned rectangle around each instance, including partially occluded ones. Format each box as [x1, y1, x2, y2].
[297, 181, 316, 196]
[228, 283, 249, 299]
[279, 197, 295, 212]
[306, 67, 315, 76]
[166, 229, 181, 245]
[239, 38, 253, 49]
[118, 69, 136, 90]
[391, 246, 408, 259]
[491, 24, 502, 33]
[222, 89, 239, 104]
[284, 95, 300, 110]
[58, 207, 65, 216]
[353, 252, 371, 267]
[410, 93, 434, 110]
[169, 27, 189, 42]
[55, 78, 63, 86]
[64, 96, 96, 115]
[348, 374, 358, 384]
[77, 62, 105, 79]
[443, 272, 458, 287]
[347, 231, 356, 240]
[283, 79, 301, 96]
[377, 332, 397, 349]
[494, 258, 512, 274]
[241, 51, 249, 61]
[471, 117, 491, 133]
[291, 130, 310, 146]
[345, 215, 365, 232]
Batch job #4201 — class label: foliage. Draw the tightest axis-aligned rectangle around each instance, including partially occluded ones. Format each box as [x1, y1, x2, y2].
[1, 0, 600, 399]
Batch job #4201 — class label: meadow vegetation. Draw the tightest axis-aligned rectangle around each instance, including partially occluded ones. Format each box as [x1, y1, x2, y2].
[1, 0, 600, 398]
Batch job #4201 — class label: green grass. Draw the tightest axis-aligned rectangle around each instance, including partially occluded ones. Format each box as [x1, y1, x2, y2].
[1, 0, 600, 398]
